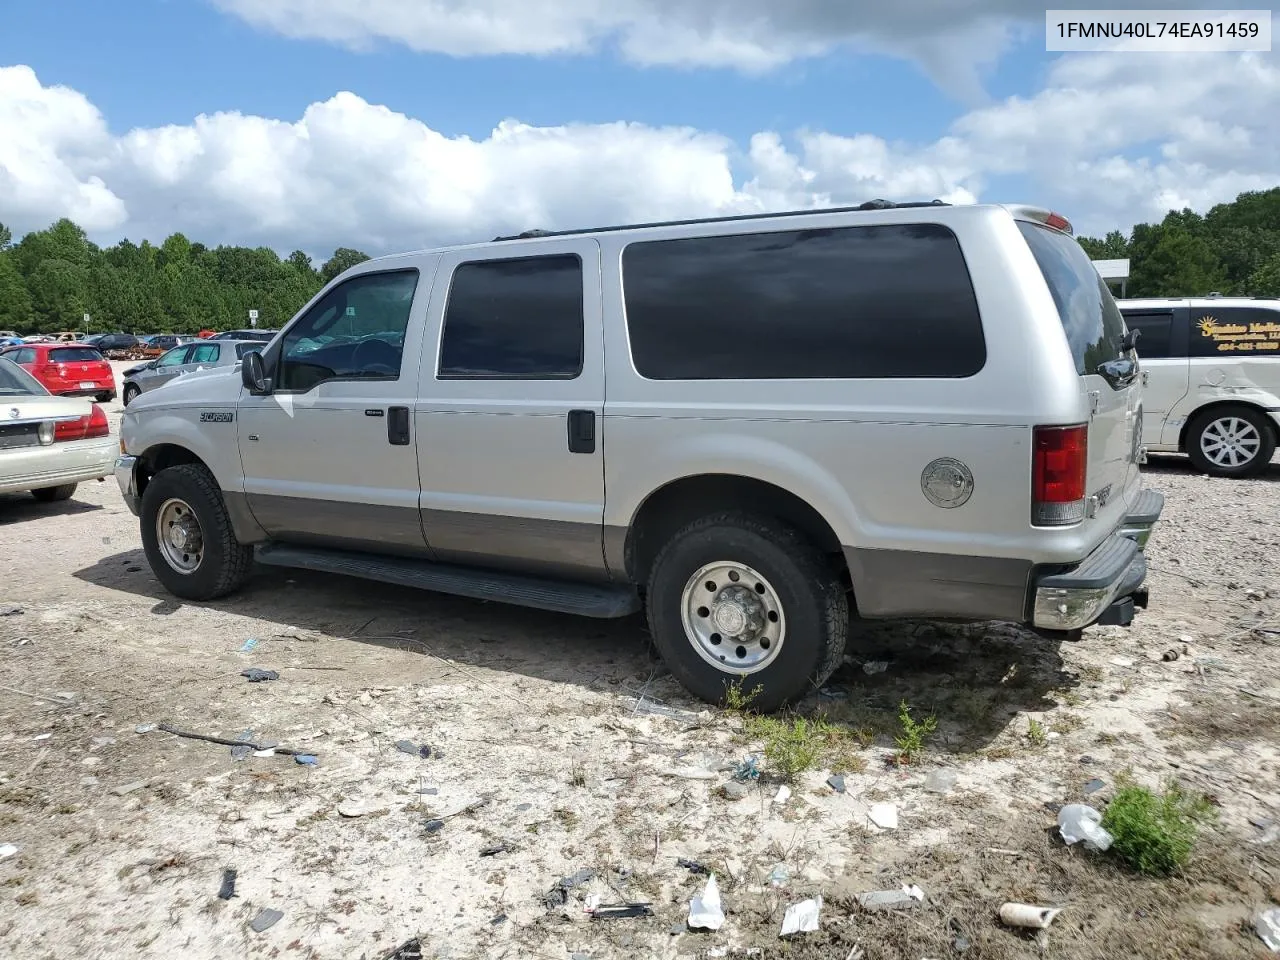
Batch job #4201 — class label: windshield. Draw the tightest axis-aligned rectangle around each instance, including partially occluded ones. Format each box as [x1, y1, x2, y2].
[1017, 221, 1127, 377]
[50, 347, 105, 363]
[0, 357, 49, 396]
[235, 342, 267, 358]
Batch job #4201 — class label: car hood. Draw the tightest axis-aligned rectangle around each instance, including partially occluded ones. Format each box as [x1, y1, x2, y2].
[127, 364, 243, 412]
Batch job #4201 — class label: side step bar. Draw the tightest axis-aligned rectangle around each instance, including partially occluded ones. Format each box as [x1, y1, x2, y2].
[255, 543, 641, 619]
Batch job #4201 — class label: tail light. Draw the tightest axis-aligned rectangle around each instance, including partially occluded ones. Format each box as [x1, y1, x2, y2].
[54, 404, 109, 442]
[1032, 424, 1088, 526]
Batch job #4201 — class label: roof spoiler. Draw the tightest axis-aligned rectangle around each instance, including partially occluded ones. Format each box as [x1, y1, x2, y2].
[1006, 205, 1074, 236]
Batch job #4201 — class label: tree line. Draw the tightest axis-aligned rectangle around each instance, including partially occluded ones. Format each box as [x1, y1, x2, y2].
[2, 186, 1279, 335]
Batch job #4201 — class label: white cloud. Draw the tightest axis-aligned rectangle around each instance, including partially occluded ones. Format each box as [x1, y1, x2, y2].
[0, 49, 1276, 255]
[208, 0, 1198, 102]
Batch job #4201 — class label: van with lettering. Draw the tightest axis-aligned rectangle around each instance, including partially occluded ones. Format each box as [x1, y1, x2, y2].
[1117, 296, 1280, 477]
[114, 200, 1163, 711]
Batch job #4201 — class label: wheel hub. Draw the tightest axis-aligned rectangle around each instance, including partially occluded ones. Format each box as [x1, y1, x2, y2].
[155, 497, 204, 574]
[680, 561, 786, 675]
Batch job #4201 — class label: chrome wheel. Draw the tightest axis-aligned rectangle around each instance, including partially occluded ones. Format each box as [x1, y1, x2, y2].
[679, 561, 785, 674]
[155, 497, 204, 574]
[1200, 416, 1261, 469]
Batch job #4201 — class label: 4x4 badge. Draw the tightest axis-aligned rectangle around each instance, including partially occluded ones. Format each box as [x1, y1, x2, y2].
[920, 458, 974, 509]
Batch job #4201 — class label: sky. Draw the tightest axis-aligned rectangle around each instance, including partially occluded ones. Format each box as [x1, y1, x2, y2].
[1, 0, 1277, 259]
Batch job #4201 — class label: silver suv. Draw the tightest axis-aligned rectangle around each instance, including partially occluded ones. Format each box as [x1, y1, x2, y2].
[114, 201, 1163, 710]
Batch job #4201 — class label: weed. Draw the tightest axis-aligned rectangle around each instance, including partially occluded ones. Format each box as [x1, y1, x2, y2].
[1078, 664, 1105, 683]
[1027, 718, 1048, 746]
[1053, 713, 1086, 734]
[1101, 776, 1216, 877]
[894, 700, 937, 763]
[570, 764, 586, 788]
[723, 678, 761, 713]
[746, 715, 824, 782]
[1096, 731, 1120, 745]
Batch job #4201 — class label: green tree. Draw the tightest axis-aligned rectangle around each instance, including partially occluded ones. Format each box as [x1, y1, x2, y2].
[1128, 226, 1228, 298]
[0, 252, 32, 330]
[0, 222, 12, 251]
[1250, 253, 1280, 297]
[26, 258, 91, 332]
[1078, 230, 1129, 260]
[321, 247, 371, 283]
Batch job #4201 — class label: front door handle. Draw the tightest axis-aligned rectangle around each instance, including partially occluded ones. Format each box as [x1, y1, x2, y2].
[388, 406, 410, 445]
[567, 410, 595, 454]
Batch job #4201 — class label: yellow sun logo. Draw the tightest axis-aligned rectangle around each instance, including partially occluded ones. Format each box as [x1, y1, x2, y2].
[1197, 315, 1218, 336]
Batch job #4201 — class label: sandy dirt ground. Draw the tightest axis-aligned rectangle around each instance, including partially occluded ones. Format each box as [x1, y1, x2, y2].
[1, 363, 1278, 960]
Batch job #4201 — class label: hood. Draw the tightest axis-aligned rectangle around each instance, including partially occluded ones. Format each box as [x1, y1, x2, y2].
[128, 364, 243, 412]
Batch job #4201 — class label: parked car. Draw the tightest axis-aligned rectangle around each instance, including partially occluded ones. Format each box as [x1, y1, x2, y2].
[0, 337, 24, 349]
[210, 328, 280, 342]
[116, 200, 1163, 710]
[0, 343, 116, 402]
[1117, 296, 1280, 478]
[122, 339, 266, 405]
[0, 356, 114, 502]
[0, 331, 21, 341]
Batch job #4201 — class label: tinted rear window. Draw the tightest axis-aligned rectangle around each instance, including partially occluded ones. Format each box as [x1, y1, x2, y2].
[1017, 221, 1127, 376]
[623, 223, 985, 380]
[49, 347, 105, 363]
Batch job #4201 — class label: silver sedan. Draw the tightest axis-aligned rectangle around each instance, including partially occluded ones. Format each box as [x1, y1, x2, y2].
[122, 340, 267, 405]
[0, 357, 115, 503]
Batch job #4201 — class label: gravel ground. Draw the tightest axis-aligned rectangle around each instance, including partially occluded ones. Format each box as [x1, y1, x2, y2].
[0, 365, 1277, 960]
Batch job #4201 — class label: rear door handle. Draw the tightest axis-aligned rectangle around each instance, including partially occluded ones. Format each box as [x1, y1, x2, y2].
[388, 406, 410, 445]
[567, 409, 596, 454]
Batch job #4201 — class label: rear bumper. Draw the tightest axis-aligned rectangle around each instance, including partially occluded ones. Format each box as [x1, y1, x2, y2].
[0, 436, 116, 495]
[1030, 489, 1164, 632]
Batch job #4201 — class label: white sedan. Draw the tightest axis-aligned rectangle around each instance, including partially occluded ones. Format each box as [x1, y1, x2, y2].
[0, 356, 115, 502]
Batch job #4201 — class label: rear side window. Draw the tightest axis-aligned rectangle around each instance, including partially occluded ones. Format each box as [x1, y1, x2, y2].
[235, 342, 265, 359]
[190, 344, 220, 364]
[439, 255, 584, 379]
[1188, 306, 1280, 357]
[1017, 221, 1127, 376]
[49, 347, 105, 363]
[1120, 310, 1176, 359]
[622, 223, 985, 380]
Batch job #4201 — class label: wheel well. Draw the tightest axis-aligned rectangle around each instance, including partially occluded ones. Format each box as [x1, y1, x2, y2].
[137, 444, 208, 497]
[625, 474, 847, 587]
[1178, 400, 1279, 451]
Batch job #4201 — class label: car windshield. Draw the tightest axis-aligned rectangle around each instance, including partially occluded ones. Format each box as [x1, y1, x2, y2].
[50, 347, 105, 363]
[0, 357, 49, 396]
[235, 342, 267, 358]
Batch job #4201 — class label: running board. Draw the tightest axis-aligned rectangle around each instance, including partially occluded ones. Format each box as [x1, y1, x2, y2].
[254, 543, 641, 619]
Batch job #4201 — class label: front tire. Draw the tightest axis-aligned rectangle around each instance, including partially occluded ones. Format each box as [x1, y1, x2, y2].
[31, 484, 77, 503]
[140, 464, 254, 600]
[645, 512, 848, 713]
[1186, 406, 1275, 478]
[122, 384, 140, 406]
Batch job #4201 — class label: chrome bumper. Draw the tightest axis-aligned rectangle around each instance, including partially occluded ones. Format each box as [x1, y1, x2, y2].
[1031, 489, 1163, 632]
[115, 454, 140, 516]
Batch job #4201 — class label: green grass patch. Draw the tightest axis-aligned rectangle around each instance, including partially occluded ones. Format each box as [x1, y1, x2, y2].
[1101, 777, 1216, 877]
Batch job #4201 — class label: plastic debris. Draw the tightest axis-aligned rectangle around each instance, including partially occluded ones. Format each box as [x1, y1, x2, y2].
[253, 748, 276, 758]
[295, 754, 318, 766]
[1256, 908, 1280, 951]
[382, 939, 424, 960]
[1162, 648, 1180, 662]
[868, 803, 898, 830]
[857, 886, 925, 911]
[135, 724, 157, 734]
[0, 606, 23, 616]
[767, 864, 790, 887]
[541, 868, 595, 908]
[827, 774, 846, 793]
[424, 819, 444, 834]
[998, 903, 1062, 930]
[240, 638, 260, 652]
[925, 769, 957, 794]
[774, 785, 792, 804]
[780, 896, 822, 936]
[240, 668, 279, 683]
[395, 740, 432, 759]
[862, 660, 889, 675]
[0, 844, 18, 859]
[591, 903, 655, 920]
[217, 868, 237, 900]
[688, 874, 724, 931]
[677, 858, 710, 875]
[632, 698, 699, 721]
[1084, 778, 1106, 795]
[732, 755, 761, 782]
[230, 745, 253, 761]
[338, 801, 377, 818]
[1057, 804, 1113, 851]
[250, 908, 283, 933]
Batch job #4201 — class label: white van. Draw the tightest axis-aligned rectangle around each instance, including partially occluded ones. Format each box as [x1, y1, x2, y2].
[1117, 297, 1280, 477]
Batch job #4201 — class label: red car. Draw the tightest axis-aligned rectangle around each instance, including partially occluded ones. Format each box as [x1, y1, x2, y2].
[0, 343, 117, 402]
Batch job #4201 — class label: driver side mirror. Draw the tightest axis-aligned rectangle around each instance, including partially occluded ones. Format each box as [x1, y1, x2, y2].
[241, 350, 272, 395]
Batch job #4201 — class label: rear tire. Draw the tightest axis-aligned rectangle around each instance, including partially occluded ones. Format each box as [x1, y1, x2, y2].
[95, 392, 113, 403]
[122, 384, 140, 406]
[140, 464, 254, 600]
[1186, 405, 1275, 478]
[645, 512, 848, 713]
[31, 484, 77, 503]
